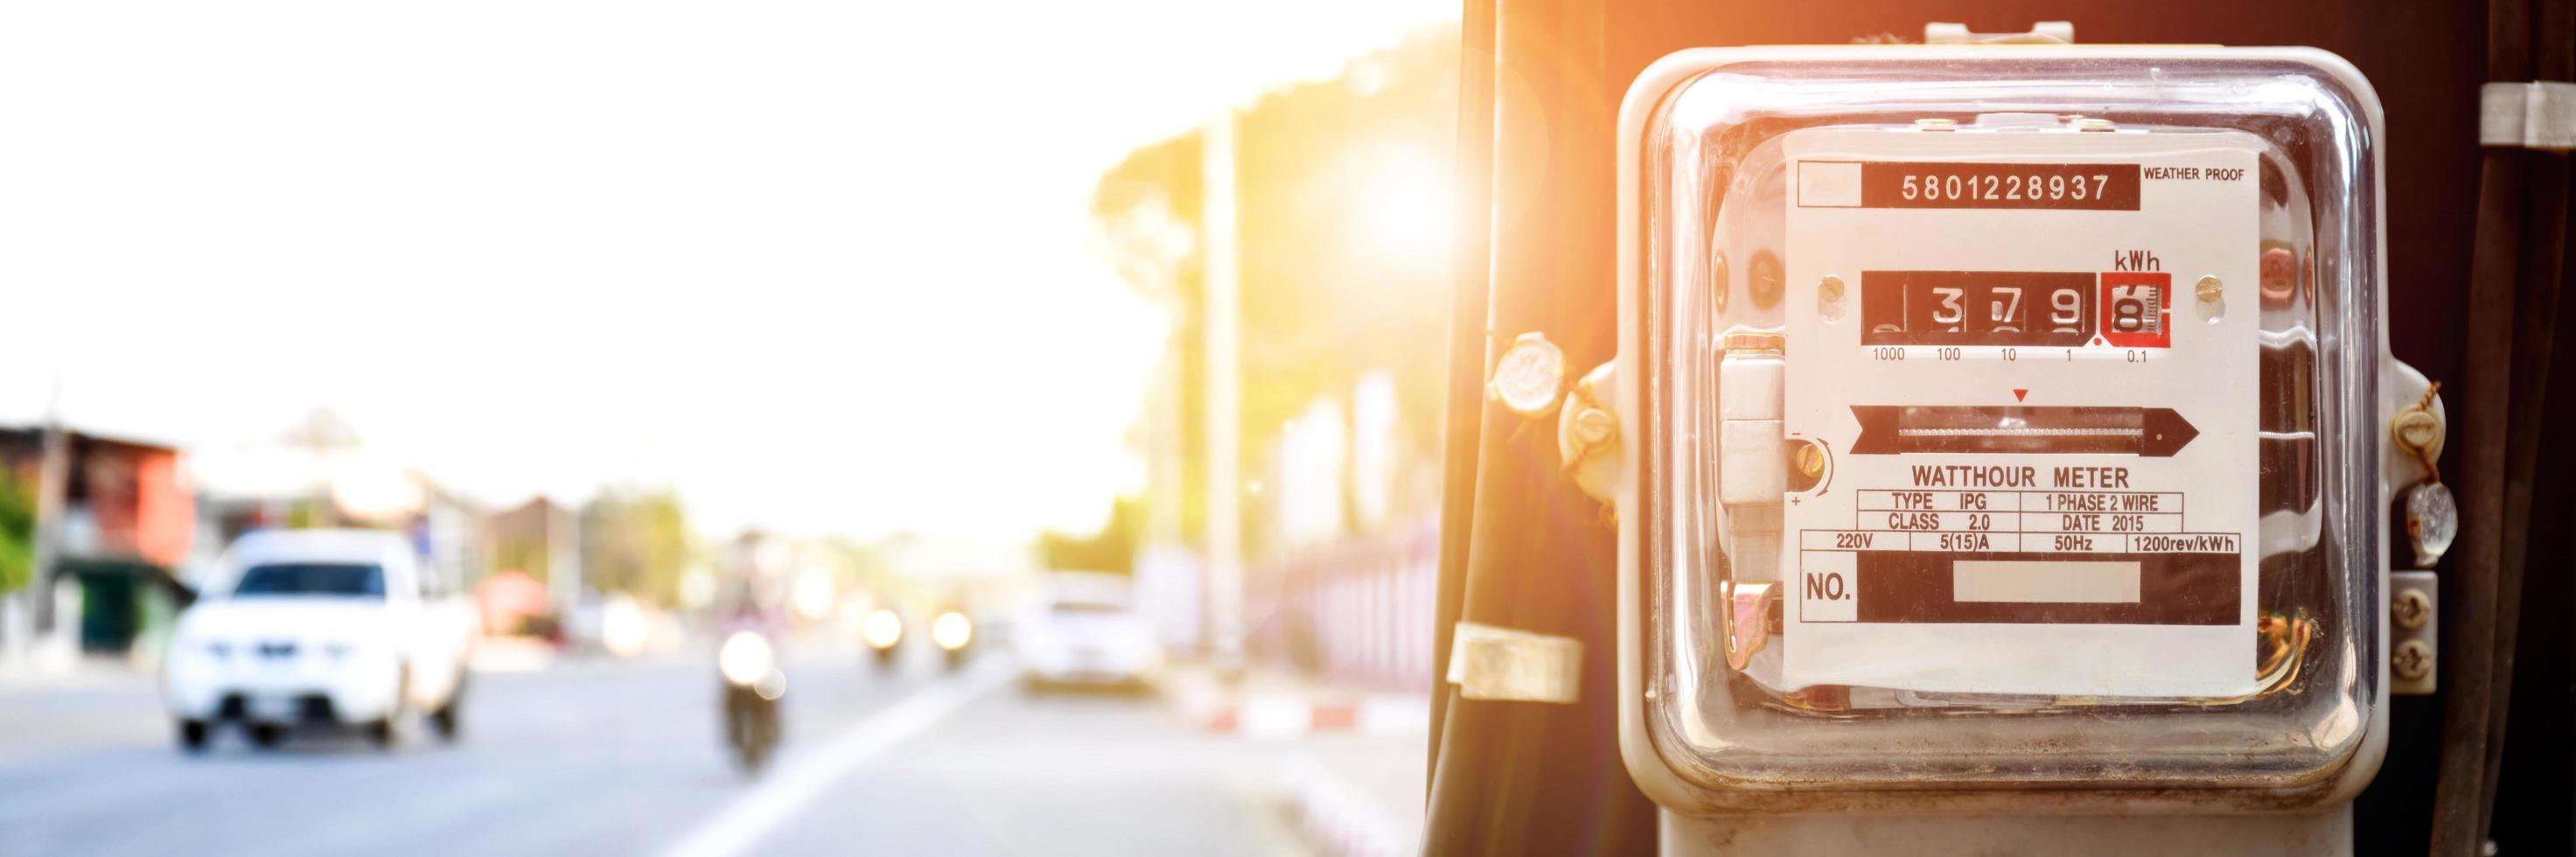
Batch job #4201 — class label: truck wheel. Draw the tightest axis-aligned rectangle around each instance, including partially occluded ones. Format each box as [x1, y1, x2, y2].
[369, 666, 410, 749]
[248, 723, 287, 749]
[429, 701, 460, 742]
[176, 719, 210, 753]
[429, 672, 464, 742]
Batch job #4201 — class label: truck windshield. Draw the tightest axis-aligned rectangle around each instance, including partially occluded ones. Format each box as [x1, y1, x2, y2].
[231, 563, 386, 598]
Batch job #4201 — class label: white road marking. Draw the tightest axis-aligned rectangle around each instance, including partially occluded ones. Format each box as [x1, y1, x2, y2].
[661, 663, 1010, 857]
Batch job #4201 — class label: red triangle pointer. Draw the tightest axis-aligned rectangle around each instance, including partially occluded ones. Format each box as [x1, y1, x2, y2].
[2013, 389, 2028, 401]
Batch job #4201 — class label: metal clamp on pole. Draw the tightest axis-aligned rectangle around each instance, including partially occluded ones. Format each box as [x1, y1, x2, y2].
[1446, 622, 1582, 703]
[2479, 81, 2576, 152]
[1922, 21, 2074, 45]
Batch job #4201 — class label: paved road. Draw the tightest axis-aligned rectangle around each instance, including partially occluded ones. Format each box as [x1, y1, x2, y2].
[0, 647, 1328, 856]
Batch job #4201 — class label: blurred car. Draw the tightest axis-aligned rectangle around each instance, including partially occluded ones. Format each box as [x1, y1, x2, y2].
[1015, 571, 1156, 688]
[930, 606, 974, 670]
[862, 606, 903, 667]
[163, 529, 478, 749]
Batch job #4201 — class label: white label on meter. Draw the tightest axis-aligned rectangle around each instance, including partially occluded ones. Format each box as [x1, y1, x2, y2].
[1779, 129, 2261, 698]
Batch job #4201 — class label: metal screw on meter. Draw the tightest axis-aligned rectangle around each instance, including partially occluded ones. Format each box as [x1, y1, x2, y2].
[1817, 275, 1846, 321]
[1710, 253, 1730, 313]
[1573, 407, 1617, 445]
[1748, 251, 1784, 308]
[2196, 275, 2227, 323]
[2393, 589, 2432, 631]
[1789, 442, 1826, 491]
[2393, 640, 2434, 681]
[2393, 408, 2444, 455]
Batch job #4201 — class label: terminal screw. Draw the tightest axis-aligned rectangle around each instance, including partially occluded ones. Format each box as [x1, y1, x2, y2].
[1793, 442, 1826, 479]
[2393, 640, 2433, 681]
[2393, 589, 2432, 631]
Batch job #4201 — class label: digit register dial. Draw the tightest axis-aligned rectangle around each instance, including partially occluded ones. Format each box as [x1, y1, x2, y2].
[1860, 271, 2093, 346]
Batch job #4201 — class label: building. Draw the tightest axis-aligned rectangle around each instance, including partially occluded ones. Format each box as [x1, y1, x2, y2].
[0, 425, 195, 655]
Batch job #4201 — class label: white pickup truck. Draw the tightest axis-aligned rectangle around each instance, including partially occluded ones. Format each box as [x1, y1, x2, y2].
[163, 529, 478, 750]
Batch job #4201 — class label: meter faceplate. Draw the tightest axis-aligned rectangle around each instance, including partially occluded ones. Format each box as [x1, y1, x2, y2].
[1781, 129, 2262, 698]
[1615, 46, 2391, 812]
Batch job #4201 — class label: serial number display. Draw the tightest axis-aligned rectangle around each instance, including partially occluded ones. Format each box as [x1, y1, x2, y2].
[1860, 162, 2141, 211]
[1860, 271, 2095, 346]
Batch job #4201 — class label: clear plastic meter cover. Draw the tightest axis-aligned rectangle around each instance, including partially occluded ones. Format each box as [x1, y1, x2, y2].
[1623, 49, 2384, 797]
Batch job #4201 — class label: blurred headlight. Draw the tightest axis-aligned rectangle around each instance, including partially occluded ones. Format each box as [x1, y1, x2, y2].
[718, 631, 775, 686]
[932, 611, 973, 651]
[862, 610, 903, 650]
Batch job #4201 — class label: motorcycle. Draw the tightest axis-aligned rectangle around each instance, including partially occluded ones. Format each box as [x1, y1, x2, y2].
[716, 631, 785, 775]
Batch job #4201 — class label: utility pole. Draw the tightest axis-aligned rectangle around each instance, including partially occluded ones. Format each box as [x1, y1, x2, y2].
[549, 501, 583, 617]
[29, 382, 69, 642]
[1203, 111, 1243, 672]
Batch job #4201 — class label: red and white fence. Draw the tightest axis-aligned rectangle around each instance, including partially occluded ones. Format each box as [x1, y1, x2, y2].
[1247, 516, 1439, 693]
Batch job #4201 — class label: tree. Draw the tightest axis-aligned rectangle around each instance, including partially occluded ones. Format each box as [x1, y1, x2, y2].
[1093, 30, 1460, 554]
[583, 488, 693, 606]
[0, 466, 32, 595]
[1037, 497, 1144, 574]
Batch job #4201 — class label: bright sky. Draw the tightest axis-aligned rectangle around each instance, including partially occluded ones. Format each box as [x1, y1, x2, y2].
[0, 1, 1456, 541]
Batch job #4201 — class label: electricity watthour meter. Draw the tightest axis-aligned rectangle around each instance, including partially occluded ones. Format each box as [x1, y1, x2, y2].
[1612, 45, 2439, 845]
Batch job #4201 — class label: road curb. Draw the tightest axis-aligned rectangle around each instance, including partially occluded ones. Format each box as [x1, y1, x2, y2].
[1151, 666, 1428, 738]
[1278, 754, 1416, 857]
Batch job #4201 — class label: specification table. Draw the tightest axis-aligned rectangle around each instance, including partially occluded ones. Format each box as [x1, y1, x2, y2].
[1804, 488, 2240, 554]
[1795, 488, 2244, 624]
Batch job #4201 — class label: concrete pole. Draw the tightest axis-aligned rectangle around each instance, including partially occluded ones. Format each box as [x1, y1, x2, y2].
[1203, 111, 1243, 670]
[1147, 349, 1183, 551]
[29, 384, 69, 638]
[549, 502, 583, 616]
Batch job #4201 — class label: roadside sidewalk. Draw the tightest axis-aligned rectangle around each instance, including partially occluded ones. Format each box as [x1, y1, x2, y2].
[1276, 742, 1424, 857]
[1151, 660, 1428, 856]
[0, 651, 152, 696]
